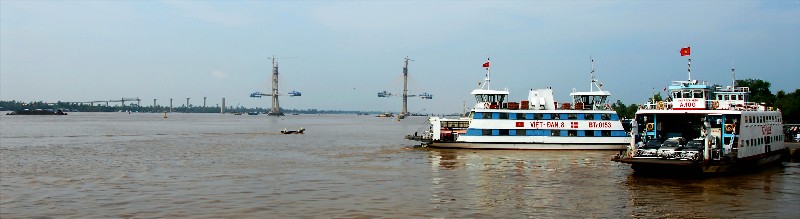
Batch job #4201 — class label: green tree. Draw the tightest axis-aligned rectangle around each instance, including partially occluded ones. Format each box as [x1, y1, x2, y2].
[736, 79, 775, 105]
[775, 89, 800, 124]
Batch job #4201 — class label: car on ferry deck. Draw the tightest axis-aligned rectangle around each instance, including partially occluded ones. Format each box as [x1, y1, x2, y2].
[680, 139, 704, 160]
[657, 137, 684, 159]
[636, 139, 662, 157]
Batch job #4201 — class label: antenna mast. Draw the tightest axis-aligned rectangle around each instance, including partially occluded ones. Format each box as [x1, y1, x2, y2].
[731, 61, 736, 90]
[590, 57, 596, 92]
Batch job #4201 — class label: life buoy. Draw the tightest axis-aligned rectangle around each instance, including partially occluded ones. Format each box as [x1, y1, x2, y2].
[484, 103, 490, 109]
[657, 101, 665, 110]
[724, 124, 733, 133]
[711, 101, 719, 109]
[646, 123, 654, 131]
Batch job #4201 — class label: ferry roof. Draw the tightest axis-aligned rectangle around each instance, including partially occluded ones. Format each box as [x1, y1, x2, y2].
[634, 109, 784, 115]
[570, 90, 611, 96]
[471, 89, 509, 95]
[668, 80, 711, 90]
[668, 85, 710, 90]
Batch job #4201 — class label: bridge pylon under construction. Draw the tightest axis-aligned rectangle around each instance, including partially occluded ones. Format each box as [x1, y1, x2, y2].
[249, 56, 302, 116]
[376, 57, 432, 119]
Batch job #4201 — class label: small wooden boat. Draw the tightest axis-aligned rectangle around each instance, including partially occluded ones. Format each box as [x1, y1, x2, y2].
[281, 128, 305, 134]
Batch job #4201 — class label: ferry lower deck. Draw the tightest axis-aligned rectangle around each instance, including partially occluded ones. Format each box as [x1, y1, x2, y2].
[427, 142, 627, 150]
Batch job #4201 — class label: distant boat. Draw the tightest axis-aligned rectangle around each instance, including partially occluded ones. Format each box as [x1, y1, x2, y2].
[281, 128, 305, 134]
[248, 112, 260, 115]
[375, 113, 393, 117]
[6, 109, 67, 115]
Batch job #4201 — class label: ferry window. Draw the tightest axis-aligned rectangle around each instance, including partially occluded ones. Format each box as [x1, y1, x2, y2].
[516, 129, 526, 136]
[499, 113, 509, 119]
[560, 114, 568, 120]
[585, 130, 595, 137]
[534, 114, 543, 120]
[444, 121, 470, 128]
[499, 129, 509, 136]
[568, 114, 577, 120]
[482, 113, 492, 119]
[683, 91, 692, 98]
[693, 90, 703, 98]
[482, 129, 492, 136]
[673, 92, 680, 98]
[601, 130, 611, 137]
[516, 113, 525, 120]
[583, 113, 593, 120]
[568, 130, 577, 136]
[738, 95, 744, 100]
[717, 94, 722, 100]
[551, 130, 560, 136]
[551, 114, 560, 120]
[601, 114, 611, 120]
[724, 95, 729, 100]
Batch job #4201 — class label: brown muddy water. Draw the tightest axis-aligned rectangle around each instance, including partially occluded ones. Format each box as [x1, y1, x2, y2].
[1, 112, 798, 218]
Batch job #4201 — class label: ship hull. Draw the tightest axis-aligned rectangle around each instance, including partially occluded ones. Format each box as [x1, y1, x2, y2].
[427, 141, 626, 150]
[612, 148, 789, 176]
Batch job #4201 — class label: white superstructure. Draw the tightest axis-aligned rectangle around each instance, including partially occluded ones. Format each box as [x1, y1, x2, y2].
[422, 59, 629, 150]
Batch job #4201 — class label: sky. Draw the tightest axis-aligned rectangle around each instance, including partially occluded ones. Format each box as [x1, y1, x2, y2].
[1, 1, 798, 114]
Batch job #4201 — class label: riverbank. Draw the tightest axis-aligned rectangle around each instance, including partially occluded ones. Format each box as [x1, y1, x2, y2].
[788, 142, 800, 161]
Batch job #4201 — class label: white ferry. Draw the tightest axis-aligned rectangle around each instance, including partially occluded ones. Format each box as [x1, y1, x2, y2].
[415, 59, 629, 150]
[612, 67, 788, 175]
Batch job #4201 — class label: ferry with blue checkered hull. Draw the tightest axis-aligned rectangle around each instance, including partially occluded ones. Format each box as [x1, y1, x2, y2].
[416, 59, 630, 150]
[612, 74, 788, 175]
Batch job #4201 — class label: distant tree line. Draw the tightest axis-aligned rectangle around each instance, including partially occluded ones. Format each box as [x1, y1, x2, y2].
[2, 79, 797, 121]
[0, 100, 391, 115]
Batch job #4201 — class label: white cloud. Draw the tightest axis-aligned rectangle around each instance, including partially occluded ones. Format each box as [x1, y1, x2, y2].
[211, 70, 229, 79]
[163, 0, 256, 27]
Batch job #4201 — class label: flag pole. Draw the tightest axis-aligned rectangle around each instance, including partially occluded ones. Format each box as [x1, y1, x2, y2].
[688, 57, 692, 81]
[687, 45, 691, 81]
[485, 58, 491, 90]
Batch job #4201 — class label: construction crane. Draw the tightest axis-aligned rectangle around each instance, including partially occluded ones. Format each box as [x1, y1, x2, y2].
[376, 57, 432, 119]
[249, 56, 302, 116]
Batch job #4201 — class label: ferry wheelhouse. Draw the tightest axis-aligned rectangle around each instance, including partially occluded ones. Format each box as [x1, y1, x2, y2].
[419, 60, 629, 150]
[613, 77, 788, 175]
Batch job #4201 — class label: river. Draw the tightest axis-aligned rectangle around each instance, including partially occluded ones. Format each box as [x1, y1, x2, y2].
[1, 112, 798, 218]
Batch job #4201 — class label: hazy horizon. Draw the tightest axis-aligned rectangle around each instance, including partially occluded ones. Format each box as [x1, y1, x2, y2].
[2, 1, 798, 114]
